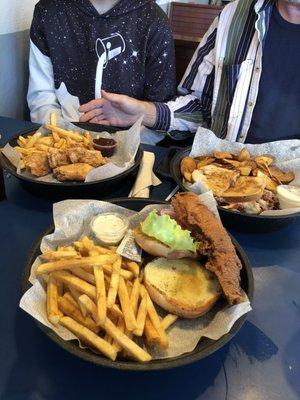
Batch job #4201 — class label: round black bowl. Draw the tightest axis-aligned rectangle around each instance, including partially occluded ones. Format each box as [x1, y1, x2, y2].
[170, 148, 300, 233]
[22, 198, 254, 371]
[1, 130, 143, 201]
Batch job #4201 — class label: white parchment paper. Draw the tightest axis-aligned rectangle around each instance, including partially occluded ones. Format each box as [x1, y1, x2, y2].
[20, 197, 251, 360]
[186, 128, 300, 215]
[2, 117, 143, 183]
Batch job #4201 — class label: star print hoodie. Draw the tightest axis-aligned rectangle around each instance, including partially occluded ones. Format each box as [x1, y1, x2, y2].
[27, 0, 176, 125]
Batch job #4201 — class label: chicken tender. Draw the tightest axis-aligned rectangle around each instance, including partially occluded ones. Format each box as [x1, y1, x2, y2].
[53, 163, 94, 182]
[24, 151, 51, 177]
[47, 148, 69, 168]
[67, 147, 106, 168]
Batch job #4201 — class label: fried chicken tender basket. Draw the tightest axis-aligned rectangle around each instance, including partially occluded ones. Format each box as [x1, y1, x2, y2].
[1, 128, 143, 201]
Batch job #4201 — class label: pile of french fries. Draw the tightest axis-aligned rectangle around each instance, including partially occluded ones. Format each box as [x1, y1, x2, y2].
[36, 235, 178, 363]
[16, 113, 94, 170]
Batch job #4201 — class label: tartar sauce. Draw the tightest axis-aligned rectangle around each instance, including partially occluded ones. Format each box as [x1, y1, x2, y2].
[277, 185, 300, 209]
[91, 213, 128, 245]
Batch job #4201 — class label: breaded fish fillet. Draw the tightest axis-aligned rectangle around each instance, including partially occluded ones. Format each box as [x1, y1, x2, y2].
[172, 192, 243, 304]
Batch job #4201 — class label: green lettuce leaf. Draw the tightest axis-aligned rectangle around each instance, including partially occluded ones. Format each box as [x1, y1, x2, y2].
[141, 211, 197, 252]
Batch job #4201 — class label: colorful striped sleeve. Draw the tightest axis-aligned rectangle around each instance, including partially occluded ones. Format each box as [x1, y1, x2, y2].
[152, 17, 218, 133]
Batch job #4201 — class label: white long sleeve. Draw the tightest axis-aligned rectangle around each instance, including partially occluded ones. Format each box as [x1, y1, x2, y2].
[27, 40, 63, 125]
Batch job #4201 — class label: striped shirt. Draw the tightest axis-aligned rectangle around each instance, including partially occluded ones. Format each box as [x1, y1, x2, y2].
[153, 0, 275, 143]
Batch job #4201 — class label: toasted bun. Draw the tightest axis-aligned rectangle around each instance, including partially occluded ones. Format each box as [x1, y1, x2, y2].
[134, 227, 198, 260]
[144, 258, 222, 319]
[221, 176, 266, 202]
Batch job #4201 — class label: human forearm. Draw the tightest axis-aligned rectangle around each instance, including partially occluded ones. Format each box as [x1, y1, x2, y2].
[140, 101, 157, 128]
[27, 40, 63, 124]
[146, 95, 203, 133]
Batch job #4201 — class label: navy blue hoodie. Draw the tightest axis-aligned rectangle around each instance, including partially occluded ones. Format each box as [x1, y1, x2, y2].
[28, 0, 176, 124]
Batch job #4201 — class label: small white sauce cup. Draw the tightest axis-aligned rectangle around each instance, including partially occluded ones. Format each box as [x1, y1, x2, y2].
[277, 185, 300, 209]
[90, 213, 129, 246]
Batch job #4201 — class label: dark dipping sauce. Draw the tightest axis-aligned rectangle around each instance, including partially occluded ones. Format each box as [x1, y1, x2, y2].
[93, 138, 117, 157]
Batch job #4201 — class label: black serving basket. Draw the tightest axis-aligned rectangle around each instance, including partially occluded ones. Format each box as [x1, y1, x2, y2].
[1, 128, 143, 201]
[22, 198, 254, 371]
[170, 148, 300, 233]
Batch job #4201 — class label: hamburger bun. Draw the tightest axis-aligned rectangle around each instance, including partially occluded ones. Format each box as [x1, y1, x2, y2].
[144, 258, 221, 319]
[134, 226, 198, 259]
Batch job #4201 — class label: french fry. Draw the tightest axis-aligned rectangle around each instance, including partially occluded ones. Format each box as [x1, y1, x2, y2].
[94, 245, 114, 255]
[68, 285, 87, 317]
[82, 263, 133, 281]
[104, 314, 118, 344]
[117, 276, 137, 332]
[79, 294, 123, 325]
[35, 254, 118, 275]
[19, 160, 25, 170]
[37, 136, 54, 146]
[53, 271, 96, 299]
[57, 246, 76, 251]
[162, 314, 178, 331]
[45, 125, 84, 142]
[25, 132, 42, 148]
[34, 144, 49, 152]
[60, 138, 68, 149]
[50, 112, 57, 126]
[42, 250, 78, 261]
[81, 236, 96, 252]
[126, 281, 133, 297]
[141, 287, 168, 349]
[63, 292, 78, 308]
[107, 257, 121, 309]
[71, 267, 95, 285]
[59, 317, 117, 361]
[78, 294, 98, 321]
[81, 236, 114, 255]
[112, 317, 124, 352]
[93, 266, 106, 325]
[46, 274, 62, 325]
[109, 304, 123, 319]
[102, 317, 151, 362]
[58, 296, 99, 333]
[124, 261, 140, 278]
[74, 241, 88, 256]
[52, 130, 60, 142]
[56, 278, 64, 296]
[17, 136, 27, 146]
[144, 318, 160, 345]
[56, 138, 65, 149]
[130, 278, 140, 316]
[133, 294, 147, 337]
[16, 147, 36, 156]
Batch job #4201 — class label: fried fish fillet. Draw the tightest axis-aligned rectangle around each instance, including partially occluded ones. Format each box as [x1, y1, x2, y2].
[171, 192, 243, 304]
[53, 163, 94, 182]
[67, 147, 106, 168]
[24, 151, 51, 177]
[47, 148, 69, 169]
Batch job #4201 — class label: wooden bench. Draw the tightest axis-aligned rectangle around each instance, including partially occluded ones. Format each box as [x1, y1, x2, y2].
[169, 2, 222, 84]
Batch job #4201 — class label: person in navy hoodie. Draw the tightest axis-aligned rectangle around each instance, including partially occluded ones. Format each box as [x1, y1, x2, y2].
[27, 0, 176, 126]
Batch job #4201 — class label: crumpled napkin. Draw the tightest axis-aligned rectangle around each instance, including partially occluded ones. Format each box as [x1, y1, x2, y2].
[129, 151, 161, 198]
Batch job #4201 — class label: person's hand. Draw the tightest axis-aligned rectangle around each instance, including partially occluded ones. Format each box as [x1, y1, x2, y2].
[79, 90, 156, 127]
